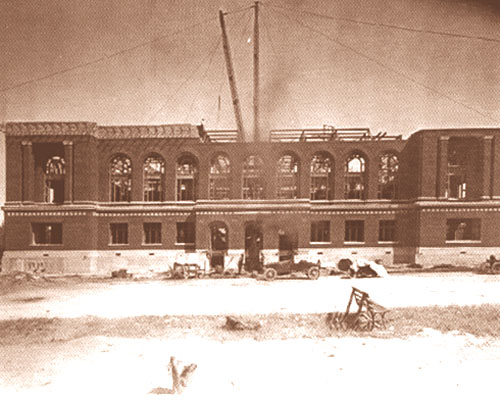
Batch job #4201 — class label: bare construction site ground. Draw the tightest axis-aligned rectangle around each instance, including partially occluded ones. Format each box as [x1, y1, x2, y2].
[1, 272, 500, 399]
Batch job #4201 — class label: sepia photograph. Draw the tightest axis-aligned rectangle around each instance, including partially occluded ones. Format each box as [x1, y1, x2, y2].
[1, 0, 500, 398]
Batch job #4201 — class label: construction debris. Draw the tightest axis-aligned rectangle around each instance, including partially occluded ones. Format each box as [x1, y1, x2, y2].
[224, 316, 261, 331]
[111, 269, 132, 279]
[170, 356, 197, 394]
[149, 356, 197, 395]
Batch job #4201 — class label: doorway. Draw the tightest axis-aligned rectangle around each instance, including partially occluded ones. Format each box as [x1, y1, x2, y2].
[245, 223, 263, 271]
[209, 222, 228, 270]
[278, 231, 297, 261]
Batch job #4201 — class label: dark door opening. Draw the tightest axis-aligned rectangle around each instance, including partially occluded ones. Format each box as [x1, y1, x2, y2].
[245, 223, 263, 271]
[279, 231, 297, 261]
[210, 223, 228, 270]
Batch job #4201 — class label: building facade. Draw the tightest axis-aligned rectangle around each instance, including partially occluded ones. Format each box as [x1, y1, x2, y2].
[2, 122, 500, 275]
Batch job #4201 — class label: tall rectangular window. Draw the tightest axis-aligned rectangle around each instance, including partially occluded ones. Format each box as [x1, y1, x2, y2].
[311, 221, 330, 243]
[345, 220, 364, 243]
[32, 223, 63, 244]
[379, 220, 396, 242]
[110, 223, 128, 245]
[143, 223, 162, 244]
[143, 156, 164, 201]
[446, 219, 481, 241]
[176, 222, 195, 245]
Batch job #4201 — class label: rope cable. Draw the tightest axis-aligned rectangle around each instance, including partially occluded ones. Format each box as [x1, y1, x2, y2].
[266, 6, 499, 124]
[184, 8, 253, 123]
[0, 16, 220, 94]
[266, 2, 500, 44]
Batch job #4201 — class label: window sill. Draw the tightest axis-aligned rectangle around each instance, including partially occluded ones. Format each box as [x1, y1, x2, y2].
[30, 243, 63, 247]
[142, 243, 162, 246]
[175, 243, 195, 246]
[378, 241, 398, 244]
[310, 241, 332, 245]
[344, 242, 365, 245]
[445, 240, 481, 244]
[108, 243, 129, 246]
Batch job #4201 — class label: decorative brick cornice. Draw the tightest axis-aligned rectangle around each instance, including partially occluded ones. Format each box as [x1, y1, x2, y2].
[96, 125, 199, 139]
[5, 122, 97, 136]
[7, 211, 88, 217]
[95, 212, 191, 217]
[422, 207, 500, 213]
[4, 122, 200, 140]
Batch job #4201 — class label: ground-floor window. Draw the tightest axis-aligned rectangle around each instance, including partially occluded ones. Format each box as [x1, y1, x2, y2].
[311, 221, 330, 243]
[110, 223, 128, 245]
[176, 222, 195, 245]
[446, 218, 481, 241]
[32, 223, 62, 244]
[143, 223, 162, 244]
[379, 220, 396, 242]
[345, 220, 364, 243]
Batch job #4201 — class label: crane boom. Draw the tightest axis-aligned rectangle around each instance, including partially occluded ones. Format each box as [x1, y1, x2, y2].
[253, 1, 260, 142]
[219, 9, 245, 142]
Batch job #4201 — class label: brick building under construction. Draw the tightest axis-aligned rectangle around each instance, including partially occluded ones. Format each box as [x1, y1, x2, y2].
[1, 121, 499, 275]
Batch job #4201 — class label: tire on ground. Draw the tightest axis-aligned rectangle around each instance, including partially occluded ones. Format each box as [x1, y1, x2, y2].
[264, 267, 277, 281]
[307, 266, 320, 280]
[163, 270, 173, 279]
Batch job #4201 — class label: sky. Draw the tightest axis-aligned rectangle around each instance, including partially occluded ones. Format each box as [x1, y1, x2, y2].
[0, 0, 499, 140]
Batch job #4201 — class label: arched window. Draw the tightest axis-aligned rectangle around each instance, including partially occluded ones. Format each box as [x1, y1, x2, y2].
[277, 153, 299, 199]
[110, 154, 132, 202]
[242, 155, 264, 199]
[44, 156, 65, 203]
[310, 153, 333, 200]
[143, 155, 165, 201]
[378, 153, 399, 199]
[344, 153, 366, 199]
[209, 155, 231, 200]
[176, 154, 198, 201]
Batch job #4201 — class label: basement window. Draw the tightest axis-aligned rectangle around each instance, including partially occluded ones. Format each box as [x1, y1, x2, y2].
[345, 220, 364, 243]
[446, 219, 481, 241]
[176, 222, 195, 245]
[143, 223, 162, 244]
[311, 221, 331, 243]
[32, 223, 63, 245]
[378, 220, 396, 242]
[110, 223, 128, 245]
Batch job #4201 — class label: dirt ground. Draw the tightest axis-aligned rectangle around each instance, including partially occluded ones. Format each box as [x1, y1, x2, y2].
[1, 272, 500, 399]
[1, 272, 500, 319]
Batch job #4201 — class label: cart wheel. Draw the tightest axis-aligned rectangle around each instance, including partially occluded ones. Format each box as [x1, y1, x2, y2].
[215, 265, 224, 274]
[263, 267, 277, 281]
[355, 312, 374, 331]
[307, 266, 320, 280]
[196, 270, 205, 279]
[163, 270, 173, 280]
